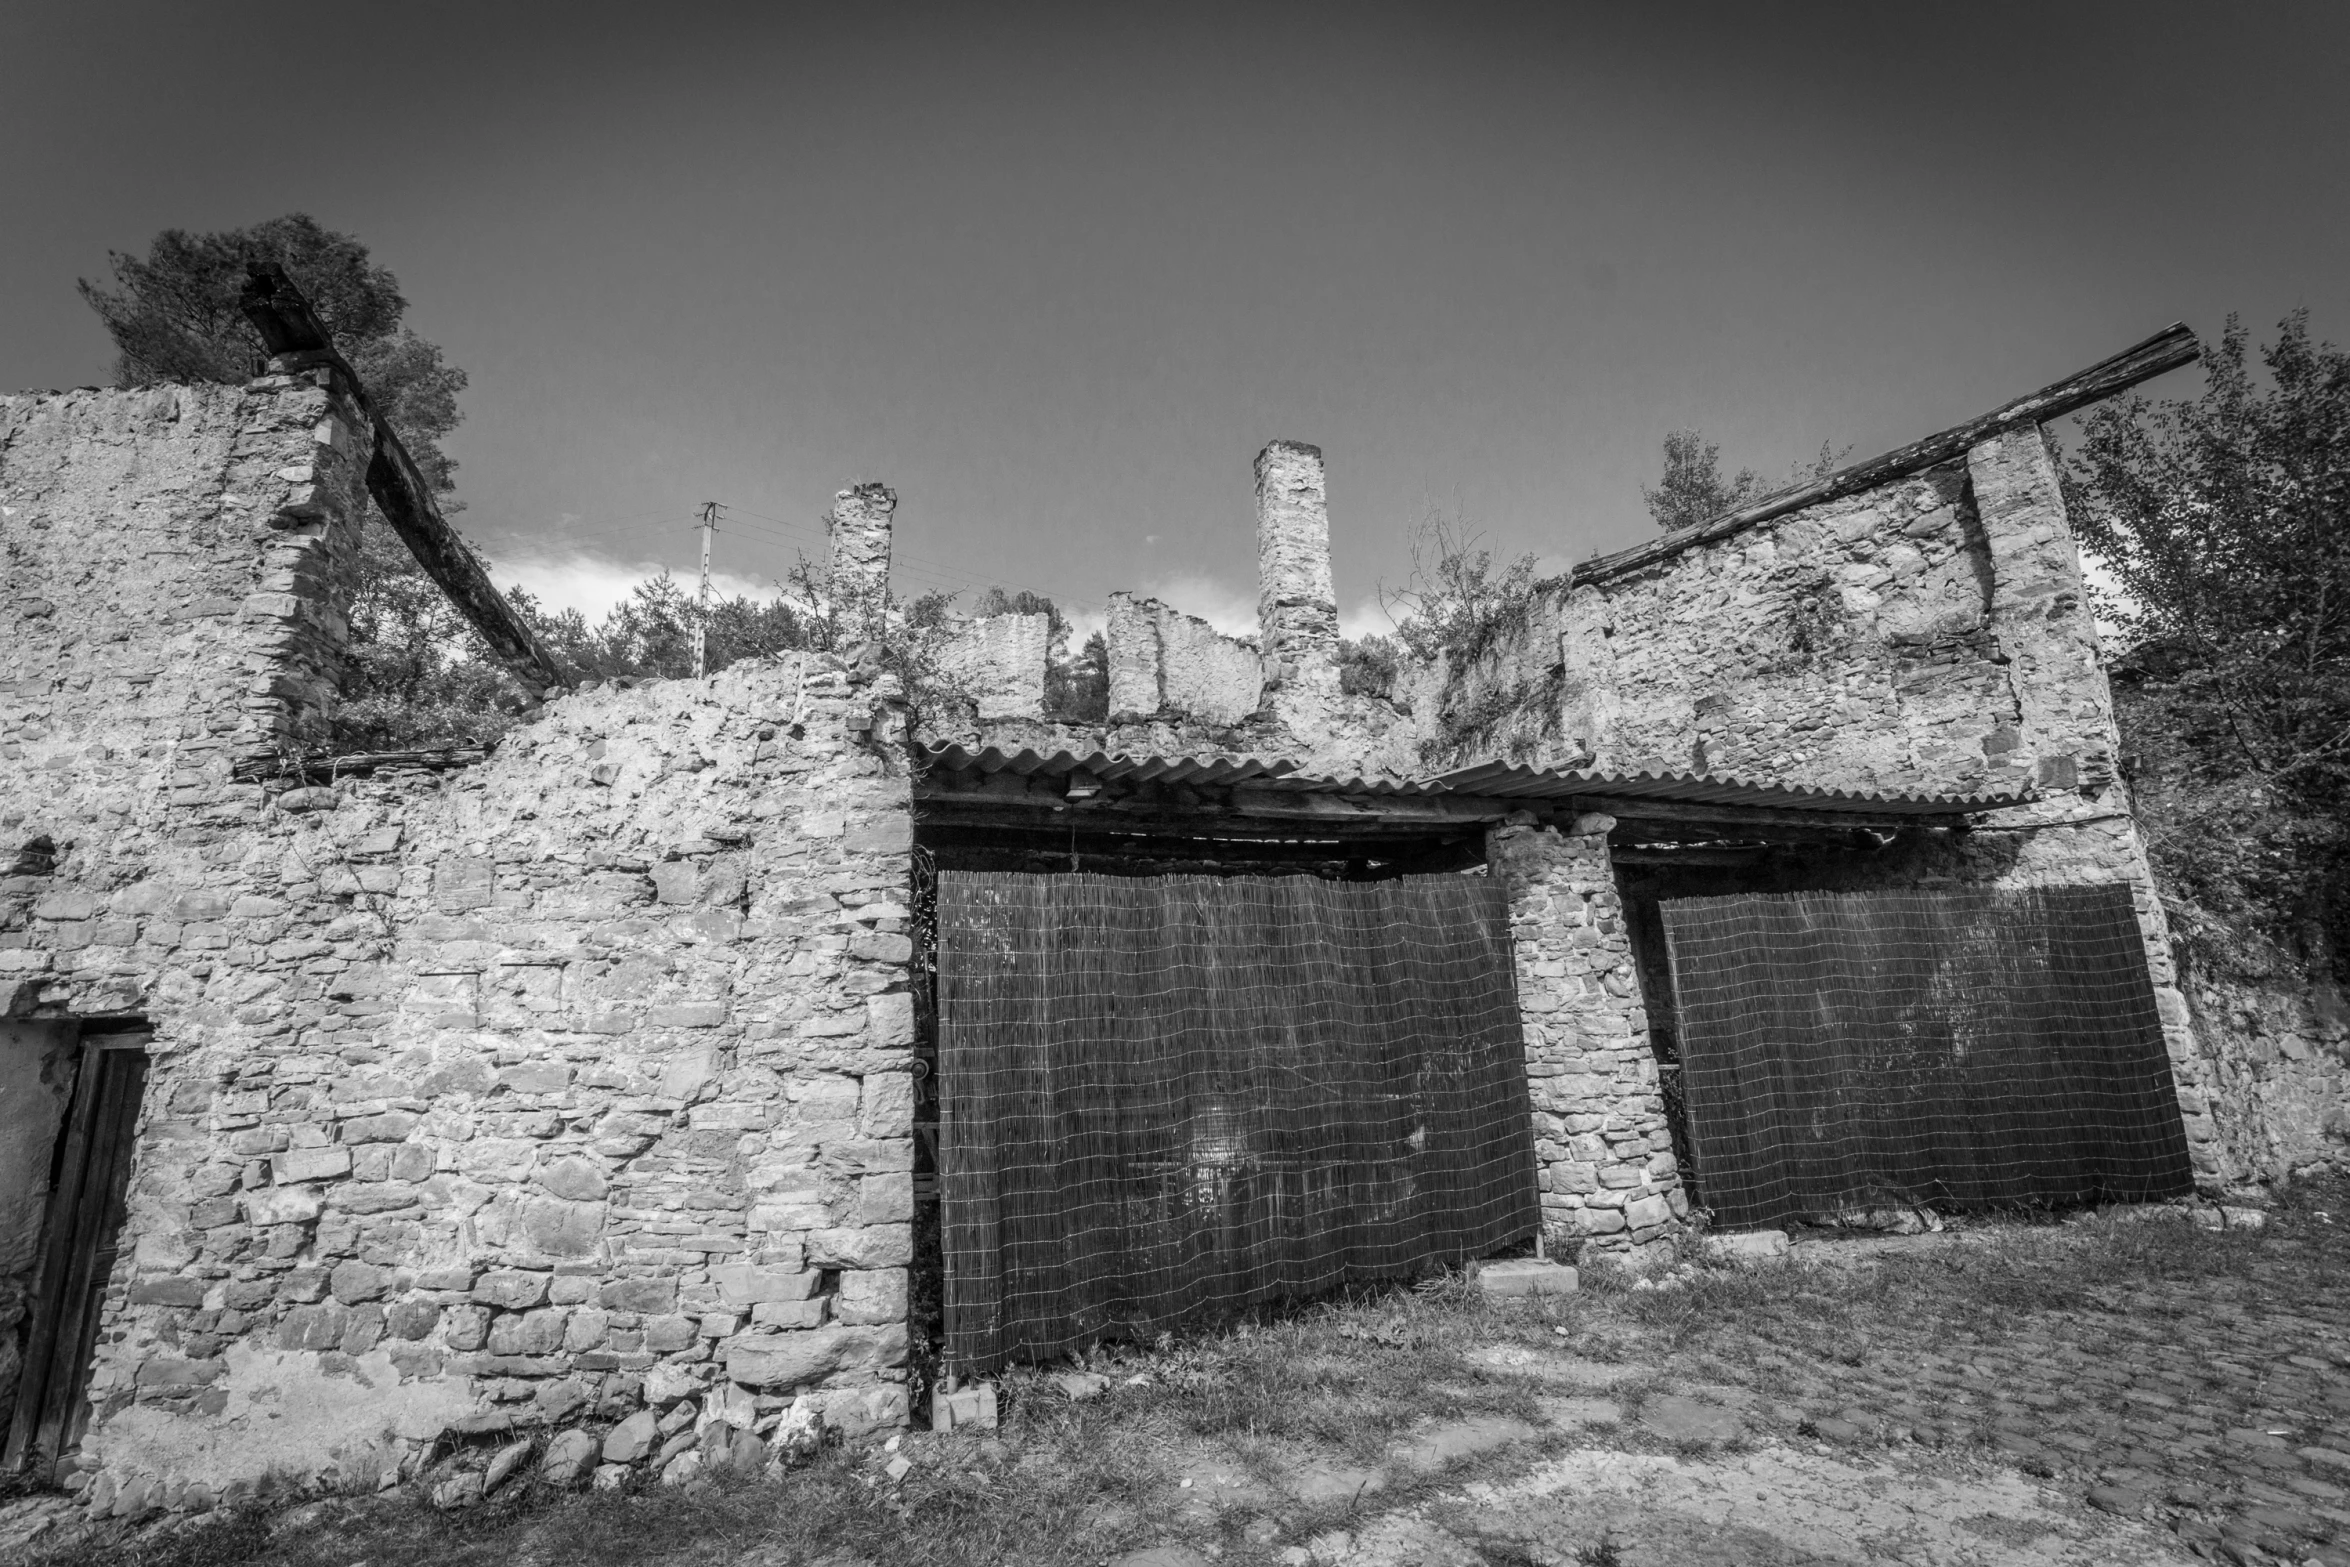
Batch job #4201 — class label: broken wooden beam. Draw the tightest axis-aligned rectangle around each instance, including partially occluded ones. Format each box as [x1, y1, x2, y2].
[919, 772, 1963, 837]
[915, 821, 1481, 870]
[914, 772, 1522, 827]
[1574, 323, 2200, 587]
[239, 263, 572, 696]
[914, 800, 1457, 842]
[1559, 793, 1965, 834]
[231, 746, 493, 783]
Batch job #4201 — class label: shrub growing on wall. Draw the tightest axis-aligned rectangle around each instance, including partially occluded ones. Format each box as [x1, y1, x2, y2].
[2066, 312, 2350, 976]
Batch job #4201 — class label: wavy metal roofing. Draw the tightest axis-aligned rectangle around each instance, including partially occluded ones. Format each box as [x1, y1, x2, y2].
[917, 742, 1449, 796]
[919, 743, 2020, 816]
[1427, 760, 2020, 816]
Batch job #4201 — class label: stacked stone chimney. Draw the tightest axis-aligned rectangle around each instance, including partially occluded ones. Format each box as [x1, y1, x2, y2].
[1255, 440, 1340, 710]
[828, 482, 896, 644]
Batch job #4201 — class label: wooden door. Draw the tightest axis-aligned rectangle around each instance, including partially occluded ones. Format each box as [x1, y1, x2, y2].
[3, 1036, 148, 1478]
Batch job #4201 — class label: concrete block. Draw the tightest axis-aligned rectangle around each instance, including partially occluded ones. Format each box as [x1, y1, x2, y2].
[1703, 1229, 1790, 1263]
[1476, 1258, 1579, 1298]
[931, 1383, 999, 1433]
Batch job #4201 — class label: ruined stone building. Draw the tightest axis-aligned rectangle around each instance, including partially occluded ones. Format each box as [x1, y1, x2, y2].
[1, 291, 2342, 1517]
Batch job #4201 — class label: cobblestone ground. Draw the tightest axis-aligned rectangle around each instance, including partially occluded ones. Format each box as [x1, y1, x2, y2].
[1609, 1191, 2350, 1566]
[7, 1182, 2345, 1567]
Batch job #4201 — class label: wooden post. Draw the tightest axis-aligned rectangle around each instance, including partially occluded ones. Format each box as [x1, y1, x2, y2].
[694, 502, 721, 679]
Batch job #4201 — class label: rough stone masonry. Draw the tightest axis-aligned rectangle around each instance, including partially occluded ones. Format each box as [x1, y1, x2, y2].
[1, 334, 2339, 1519]
[2, 375, 918, 1510]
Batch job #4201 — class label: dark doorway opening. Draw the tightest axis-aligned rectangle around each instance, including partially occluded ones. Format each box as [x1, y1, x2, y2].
[2, 1022, 150, 1480]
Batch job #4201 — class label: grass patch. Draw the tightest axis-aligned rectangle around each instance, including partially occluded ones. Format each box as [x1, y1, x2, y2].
[26, 1190, 2342, 1567]
[28, 1274, 1559, 1567]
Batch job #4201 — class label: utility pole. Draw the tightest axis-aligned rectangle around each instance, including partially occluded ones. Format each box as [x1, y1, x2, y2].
[694, 501, 723, 679]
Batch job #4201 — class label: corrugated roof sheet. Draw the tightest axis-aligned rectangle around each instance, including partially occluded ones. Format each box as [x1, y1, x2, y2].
[920, 743, 2022, 816]
[918, 742, 1452, 796]
[1427, 760, 2021, 816]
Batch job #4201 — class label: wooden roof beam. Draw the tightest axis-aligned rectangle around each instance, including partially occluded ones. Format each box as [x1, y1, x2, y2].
[1563, 794, 1966, 833]
[239, 263, 571, 696]
[1573, 323, 2199, 587]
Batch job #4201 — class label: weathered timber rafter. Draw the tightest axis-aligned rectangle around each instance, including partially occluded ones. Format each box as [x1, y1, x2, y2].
[916, 785, 1958, 845]
[230, 747, 492, 784]
[1573, 323, 2200, 587]
[916, 821, 1482, 868]
[239, 263, 571, 696]
[1555, 794, 1964, 833]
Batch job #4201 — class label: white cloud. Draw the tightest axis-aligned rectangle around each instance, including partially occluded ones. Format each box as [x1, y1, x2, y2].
[2077, 546, 2143, 653]
[1340, 595, 1402, 641]
[490, 545, 782, 620]
[1133, 573, 1257, 637]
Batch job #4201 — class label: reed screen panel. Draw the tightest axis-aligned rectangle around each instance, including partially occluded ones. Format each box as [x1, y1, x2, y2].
[1660, 884, 2193, 1230]
[936, 871, 1538, 1372]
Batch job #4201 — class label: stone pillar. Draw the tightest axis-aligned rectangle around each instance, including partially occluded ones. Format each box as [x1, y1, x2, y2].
[1487, 815, 1687, 1265]
[1967, 427, 2230, 1192]
[828, 483, 896, 645]
[1105, 591, 1161, 722]
[1967, 428, 2117, 796]
[1255, 441, 1340, 717]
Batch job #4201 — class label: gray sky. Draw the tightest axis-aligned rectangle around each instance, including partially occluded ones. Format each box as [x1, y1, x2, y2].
[5, 2, 2345, 637]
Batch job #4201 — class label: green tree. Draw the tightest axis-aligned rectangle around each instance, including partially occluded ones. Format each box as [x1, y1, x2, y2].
[1644, 431, 1761, 532]
[584, 573, 817, 680]
[1386, 515, 1539, 669]
[2066, 312, 2350, 966]
[1053, 629, 1111, 723]
[1643, 433, 1850, 533]
[80, 213, 466, 492]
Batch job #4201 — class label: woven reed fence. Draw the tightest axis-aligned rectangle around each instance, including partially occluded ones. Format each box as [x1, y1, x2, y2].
[1660, 884, 2193, 1230]
[936, 871, 1537, 1373]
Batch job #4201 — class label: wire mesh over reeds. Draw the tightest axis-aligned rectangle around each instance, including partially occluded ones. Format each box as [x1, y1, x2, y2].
[936, 871, 1538, 1373]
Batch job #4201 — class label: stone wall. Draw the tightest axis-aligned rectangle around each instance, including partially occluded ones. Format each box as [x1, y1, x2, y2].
[1104, 592, 1261, 727]
[2180, 953, 2350, 1183]
[1431, 427, 2233, 1197]
[1436, 430, 2118, 803]
[827, 484, 895, 645]
[3, 380, 920, 1510]
[1, 377, 373, 791]
[932, 612, 1048, 720]
[1487, 817, 1686, 1265]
